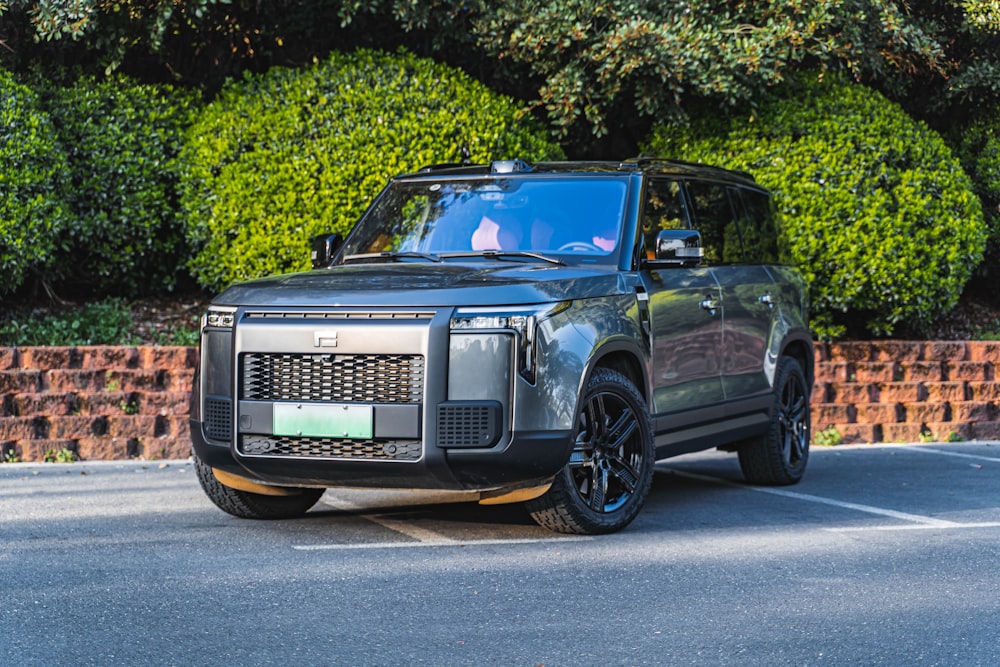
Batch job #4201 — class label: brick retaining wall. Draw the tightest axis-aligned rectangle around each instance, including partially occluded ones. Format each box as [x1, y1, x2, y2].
[2, 342, 999, 462]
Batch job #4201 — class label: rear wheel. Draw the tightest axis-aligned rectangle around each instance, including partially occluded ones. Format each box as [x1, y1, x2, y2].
[738, 356, 810, 485]
[527, 368, 654, 535]
[194, 457, 324, 519]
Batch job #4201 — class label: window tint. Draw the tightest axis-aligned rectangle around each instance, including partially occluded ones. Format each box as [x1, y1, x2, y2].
[686, 181, 742, 265]
[733, 189, 780, 264]
[641, 179, 689, 259]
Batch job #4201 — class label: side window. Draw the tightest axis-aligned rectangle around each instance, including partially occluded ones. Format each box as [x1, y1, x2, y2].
[686, 181, 742, 265]
[733, 189, 780, 264]
[641, 178, 689, 259]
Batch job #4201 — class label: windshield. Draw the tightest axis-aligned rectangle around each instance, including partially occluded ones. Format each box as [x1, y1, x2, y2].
[340, 175, 629, 263]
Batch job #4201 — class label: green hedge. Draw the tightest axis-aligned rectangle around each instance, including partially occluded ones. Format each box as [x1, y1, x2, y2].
[45, 76, 200, 296]
[180, 48, 564, 293]
[0, 70, 69, 296]
[953, 111, 1000, 295]
[646, 76, 987, 340]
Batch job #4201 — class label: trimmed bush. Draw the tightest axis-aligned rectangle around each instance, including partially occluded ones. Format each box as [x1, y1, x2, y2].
[646, 76, 987, 340]
[0, 70, 70, 296]
[44, 76, 200, 297]
[180, 48, 564, 293]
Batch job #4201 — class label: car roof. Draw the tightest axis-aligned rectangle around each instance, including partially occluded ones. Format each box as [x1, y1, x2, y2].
[403, 157, 761, 189]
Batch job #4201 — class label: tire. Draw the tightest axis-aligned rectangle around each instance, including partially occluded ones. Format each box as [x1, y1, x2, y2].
[738, 356, 811, 485]
[194, 457, 324, 519]
[526, 367, 655, 535]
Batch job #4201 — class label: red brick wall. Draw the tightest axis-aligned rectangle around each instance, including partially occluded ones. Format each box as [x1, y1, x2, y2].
[814, 341, 1000, 443]
[0, 346, 196, 462]
[2, 342, 999, 462]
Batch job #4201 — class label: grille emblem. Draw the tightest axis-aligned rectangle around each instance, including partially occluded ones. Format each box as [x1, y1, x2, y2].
[313, 329, 338, 347]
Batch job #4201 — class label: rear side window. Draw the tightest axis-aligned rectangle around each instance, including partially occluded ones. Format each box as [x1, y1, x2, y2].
[732, 189, 780, 264]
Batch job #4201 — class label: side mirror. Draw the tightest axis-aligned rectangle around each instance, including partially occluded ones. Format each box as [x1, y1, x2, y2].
[653, 229, 703, 267]
[311, 233, 342, 269]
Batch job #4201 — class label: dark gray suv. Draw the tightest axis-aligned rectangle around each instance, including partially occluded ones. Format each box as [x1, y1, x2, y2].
[190, 158, 813, 534]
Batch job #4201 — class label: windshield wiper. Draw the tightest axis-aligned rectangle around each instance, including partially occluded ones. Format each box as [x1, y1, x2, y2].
[440, 251, 566, 266]
[342, 251, 442, 264]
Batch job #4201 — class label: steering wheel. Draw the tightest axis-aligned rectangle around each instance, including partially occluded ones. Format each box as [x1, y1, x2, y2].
[557, 241, 602, 253]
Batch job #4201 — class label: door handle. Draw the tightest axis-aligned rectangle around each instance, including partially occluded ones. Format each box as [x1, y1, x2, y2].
[699, 296, 719, 316]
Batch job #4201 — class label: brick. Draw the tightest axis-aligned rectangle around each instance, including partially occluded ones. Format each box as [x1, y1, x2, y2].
[0, 370, 43, 393]
[816, 362, 851, 383]
[969, 421, 1000, 440]
[138, 436, 192, 460]
[828, 383, 874, 404]
[105, 369, 166, 391]
[12, 393, 80, 417]
[968, 342, 1000, 364]
[0, 348, 17, 370]
[950, 401, 996, 423]
[0, 417, 48, 440]
[870, 341, 923, 362]
[881, 423, 926, 443]
[872, 382, 926, 403]
[79, 346, 139, 370]
[904, 402, 951, 423]
[139, 392, 192, 417]
[164, 369, 196, 392]
[899, 362, 943, 382]
[945, 361, 994, 382]
[811, 403, 855, 425]
[76, 437, 138, 460]
[76, 392, 136, 416]
[811, 382, 830, 403]
[924, 382, 969, 403]
[18, 347, 82, 370]
[827, 423, 881, 444]
[828, 342, 873, 362]
[855, 403, 903, 424]
[49, 416, 108, 439]
[44, 370, 106, 392]
[853, 362, 898, 383]
[921, 341, 969, 361]
[139, 346, 198, 371]
[968, 382, 1000, 401]
[924, 422, 971, 442]
[107, 415, 161, 438]
[15, 439, 77, 462]
[813, 342, 830, 363]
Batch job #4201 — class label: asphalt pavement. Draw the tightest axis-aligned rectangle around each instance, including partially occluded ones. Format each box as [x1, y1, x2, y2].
[2, 442, 999, 666]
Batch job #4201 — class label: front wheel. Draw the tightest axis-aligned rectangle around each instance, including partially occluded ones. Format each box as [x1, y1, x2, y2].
[527, 368, 655, 535]
[738, 356, 811, 485]
[194, 457, 325, 519]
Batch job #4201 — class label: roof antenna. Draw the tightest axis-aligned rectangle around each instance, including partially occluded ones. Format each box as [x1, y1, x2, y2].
[460, 144, 472, 166]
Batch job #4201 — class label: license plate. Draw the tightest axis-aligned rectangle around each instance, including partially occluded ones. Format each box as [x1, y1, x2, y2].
[272, 403, 373, 439]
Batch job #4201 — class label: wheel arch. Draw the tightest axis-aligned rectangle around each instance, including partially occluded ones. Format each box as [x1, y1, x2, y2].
[584, 341, 649, 402]
[779, 332, 815, 390]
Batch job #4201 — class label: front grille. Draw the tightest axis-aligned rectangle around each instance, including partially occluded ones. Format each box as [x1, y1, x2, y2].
[241, 353, 424, 403]
[204, 396, 232, 441]
[238, 435, 421, 461]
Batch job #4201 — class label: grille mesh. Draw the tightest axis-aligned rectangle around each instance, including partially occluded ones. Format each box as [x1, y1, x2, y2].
[241, 353, 424, 403]
[438, 403, 499, 448]
[239, 435, 421, 461]
[204, 396, 232, 441]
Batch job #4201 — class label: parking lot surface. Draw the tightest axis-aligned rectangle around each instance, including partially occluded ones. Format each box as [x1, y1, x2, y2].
[2, 443, 999, 665]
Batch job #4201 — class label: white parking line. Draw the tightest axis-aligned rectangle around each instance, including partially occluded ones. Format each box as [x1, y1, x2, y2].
[881, 445, 1000, 464]
[668, 469, 999, 532]
[293, 537, 593, 551]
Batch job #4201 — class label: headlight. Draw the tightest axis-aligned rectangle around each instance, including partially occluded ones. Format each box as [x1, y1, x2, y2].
[203, 306, 237, 329]
[450, 302, 569, 383]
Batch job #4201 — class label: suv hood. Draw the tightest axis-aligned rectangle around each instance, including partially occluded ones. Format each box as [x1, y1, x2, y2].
[215, 262, 628, 308]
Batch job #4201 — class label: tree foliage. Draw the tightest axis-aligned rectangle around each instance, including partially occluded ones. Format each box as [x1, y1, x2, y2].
[646, 75, 987, 340]
[180, 48, 563, 293]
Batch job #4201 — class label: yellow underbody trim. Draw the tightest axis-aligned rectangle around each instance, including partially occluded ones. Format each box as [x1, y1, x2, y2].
[212, 468, 298, 497]
[478, 483, 551, 505]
